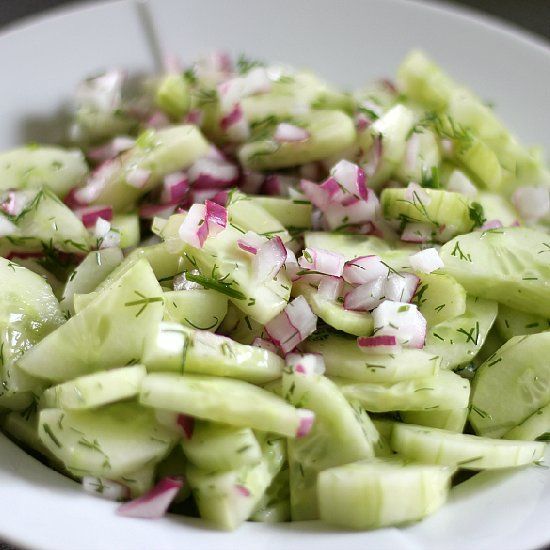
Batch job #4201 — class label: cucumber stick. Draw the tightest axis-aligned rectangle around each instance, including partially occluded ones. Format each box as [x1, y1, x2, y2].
[503, 404, 550, 442]
[401, 408, 468, 433]
[391, 423, 545, 470]
[18, 259, 164, 382]
[318, 457, 453, 530]
[139, 374, 307, 438]
[251, 196, 312, 232]
[164, 289, 228, 332]
[38, 402, 176, 477]
[470, 332, 550, 438]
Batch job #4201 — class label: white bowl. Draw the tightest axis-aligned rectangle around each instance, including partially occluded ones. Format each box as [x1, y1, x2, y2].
[0, 1, 548, 549]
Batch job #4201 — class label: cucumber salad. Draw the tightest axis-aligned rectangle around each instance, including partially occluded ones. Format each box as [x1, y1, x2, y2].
[0, 49, 549, 531]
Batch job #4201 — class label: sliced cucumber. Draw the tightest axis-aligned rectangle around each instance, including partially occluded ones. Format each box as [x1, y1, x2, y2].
[470, 332, 550, 437]
[391, 423, 545, 469]
[38, 402, 176, 477]
[251, 196, 312, 232]
[348, 399, 393, 457]
[74, 107, 137, 143]
[503, 403, 550, 442]
[40, 365, 146, 410]
[496, 304, 550, 341]
[250, 468, 290, 523]
[18, 259, 164, 382]
[424, 296, 498, 369]
[140, 374, 306, 438]
[217, 303, 264, 345]
[182, 422, 262, 471]
[155, 74, 191, 119]
[155, 445, 191, 502]
[334, 369, 470, 412]
[395, 128, 440, 184]
[400, 408, 468, 433]
[0, 145, 88, 198]
[304, 334, 440, 382]
[111, 213, 140, 249]
[476, 191, 517, 226]
[318, 457, 453, 530]
[164, 289, 228, 332]
[305, 232, 393, 261]
[440, 227, 550, 317]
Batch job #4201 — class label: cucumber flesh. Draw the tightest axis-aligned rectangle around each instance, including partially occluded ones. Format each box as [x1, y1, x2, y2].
[155, 445, 191, 502]
[250, 468, 290, 523]
[495, 304, 550, 341]
[251, 196, 312, 232]
[217, 302, 264, 345]
[163, 289, 227, 332]
[40, 365, 146, 410]
[401, 408, 468, 433]
[503, 403, 550, 442]
[111, 213, 140, 249]
[391, 423, 545, 470]
[318, 457, 453, 530]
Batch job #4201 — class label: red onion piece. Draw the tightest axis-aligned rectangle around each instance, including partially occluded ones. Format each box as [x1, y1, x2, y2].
[88, 136, 135, 163]
[237, 230, 265, 255]
[1, 190, 28, 216]
[401, 222, 433, 243]
[211, 189, 230, 206]
[82, 477, 130, 501]
[300, 179, 329, 210]
[75, 158, 121, 205]
[479, 219, 503, 231]
[409, 247, 444, 274]
[188, 157, 239, 189]
[178, 204, 209, 248]
[234, 484, 250, 497]
[343, 255, 387, 285]
[177, 414, 195, 440]
[94, 217, 112, 238]
[324, 197, 378, 230]
[252, 337, 280, 355]
[239, 170, 264, 194]
[317, 275, 344, 301]
[184, 109, 204, 125]
[357, 335, 401, 354]
[298, 247, 345, 277]
[286, 352, 325, 376]
[372, 300, 427, 348]
[117, 477, 184, 519]
[265, 295, 317, 353]
[205, 200, 227, 236]
[330, 160, 369, 201]
[147, 111, 170, 129]
[75, 205, 113, 228]
[253, 235, 287, 283]
[343, 277, 386, 311]
[274, 123, 310, 143]
[384, 272, 419, 303]
[262, 174, 298, 197]
[295, 408, 315, 438]
[161, 172, 189, 205]
[512, 186, 550, 222]
[284, 247, 300, 281]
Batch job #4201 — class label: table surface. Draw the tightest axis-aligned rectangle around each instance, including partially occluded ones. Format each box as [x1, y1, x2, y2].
[0, 1, 548, 549]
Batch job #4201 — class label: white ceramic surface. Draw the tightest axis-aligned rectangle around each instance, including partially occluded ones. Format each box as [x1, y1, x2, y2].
[0, 1, 548, 549]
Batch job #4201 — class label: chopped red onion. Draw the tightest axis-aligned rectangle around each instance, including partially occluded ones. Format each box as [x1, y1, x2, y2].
[372, 300, 427, 348]
[295, 408, 315, 438]
[205, 200, 227, 236]
[343, 277, 386, 311]
[317, 275, 344, 301]
[99, 229, 121, 249]
[177, 414, 195, 440]
[125, 167, 151, 189]
[384, 272, 419, 303]
[234, 485, 250, 497]
[274, 123, 310, 143]
[146, 111, 170, 129]
[298, 247, 345, 277]
[286, 352, 325, 376]
[447, 170, 477, 198]
[324, 197, 378, 230]
[211, 189, 230, 206]
[479, 219, 503, 231]
[178, 204, 209, 248]
[187, 188, 221, 206]
[75, 205, 113, 228]
[75, 158, 121, 204]
[362, 134, 383, 177]
[1, 190, 28, 216]
[161, 172, 189, 205]
[401, 222, 433, 243]
[330, 160, 369, 200]
[88, 136, 135, 163]
[284, 247, 300, 281]
[253, 236, 287, 283]
[405, 182, 431, 205]
[262, 174, 297, 197]
[188, 157, 239, 189]
[512, 186, 550, 222]
[117, 477, 184, 519]
[357, 335, 401, 354]
[237, 230, 265, 255]
[0, 215, 18, 237]
[409, 248, 444, 274]
[265, 295, 317, 353]
[252, 337, 280, 355]
[82, 477, 130, 501]
[219, 103, 250, 141]
[300, 179, 329, 210]
[343, 255, 388, 285]
[184, 109, 204, 125]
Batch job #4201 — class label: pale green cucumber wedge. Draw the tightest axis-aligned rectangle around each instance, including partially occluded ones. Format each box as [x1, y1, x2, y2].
[395, 128, 440, 184]
[348, 399, 393, 457]
[217, 303, 264, 345]
[0, 145, 88, 197]
[401, 408, 468, 433]
[391, 423, 545, 470]
[251, 196, 312, 232]
[503, 403, 550, 442]
[155, 74, 191, 119]
[74, 107, 137, 143]
[164, 289, 228, 332]
[294, 282, 374, 336]
[282, 371, 374, 520]
[40, 365, 146, 410]
[182, 422, 262, 471]
[114, 466, 156, 499]
[250, 468, 290, 523]
[18, 259, 164, 382]
[304, 334, 440, 383]
[413, 273, 467, 327]
[496, 304, 550, 341]
[318, 457, 453, 530]
[476, 191, 517, 226]
[111, 213, 140, 249]
[334, 369, 470, 412]
[424, 297, 498, 369]
[239, 110, 356, 170]
[372, 419, 396, 450]
[139, 374, 307, 438]
[440, 228, 550, 317]
[38, 402, 176, 477]
[470, 332, 550, 438]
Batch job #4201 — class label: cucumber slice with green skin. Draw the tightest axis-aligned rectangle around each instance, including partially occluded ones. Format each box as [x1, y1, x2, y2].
[155, 445, 191, 502]
[456, 136, 502, 190]
[440, 228, 550, 317]
[424, 296, 498, 369]
[0, 145, 88, 198]
[476, 191, 517, 227]
[250, 197, 312, 232]
[239, 110, 356, 171]
[250, 468, 290, 523]
[90, 125, 209, 211]
[38, 403, 176, 477]
[304, 334, 440, 383]
[294, 282, 374, 336]
[11, 257, 63, 299]
[317, 457, 453, 530]
[217, 303, 264, 345]
[111, 213, 140, 249]
[496, 304, 550, 341]
[470, 332, 550, 438]
[18, 259, 164, 383]
[401, 408, 468, 433]
[391, 423, 545, 470]
[187, 435, 285, 531]
[283, 371, 374, 520]
[381, 187, 473, 240]
[155, 74, 191, 119]
[503, 403, 550, 442]
[140, 374, 307, 438]
[40, 365, 146, 410]
[413, 273, 467, 327]
[164, 289, 227, 332]
[182, 422, 262, 471]
[60, 248, 123, 314]
[1, 187, 90, 254]
[334, 369, 470, 412]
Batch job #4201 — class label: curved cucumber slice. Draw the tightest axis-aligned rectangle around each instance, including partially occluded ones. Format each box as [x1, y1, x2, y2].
[334, 369, 470, 412]
[250, 468, 290, 523]
[164, 289, 228, 332]
[503, 404, 550, 442]
[217, 303, 264, 345]
[182, 422, 262, 471]
[470, 332, 550, 438]
[348, 399, 392, 457]
[140, 374, 305, 438]
[40, 365, 146, 410]
[18, 259, 164, 382]
[0, 145, 88, 198]
[239, 110, 356, 170]
[111, 213, 140, 249]
[440, 228, 550, 317]
[318, 457, 453, 530]
[38, 403, 176, 477]
[401, 408, 468, 433]
[304, 334, 440, 382]
[282, 371, 374, 520]
[391, 423, 545, 470]
[496, 304, 550, 341]
[424, 297, 498, 369]
[251, 197, 312, 232]
[294, 282, 374, 336]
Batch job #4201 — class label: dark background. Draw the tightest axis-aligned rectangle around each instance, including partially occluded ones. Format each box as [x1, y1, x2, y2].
[0, 1, 548, 549]
[0, 0, 549, 40]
